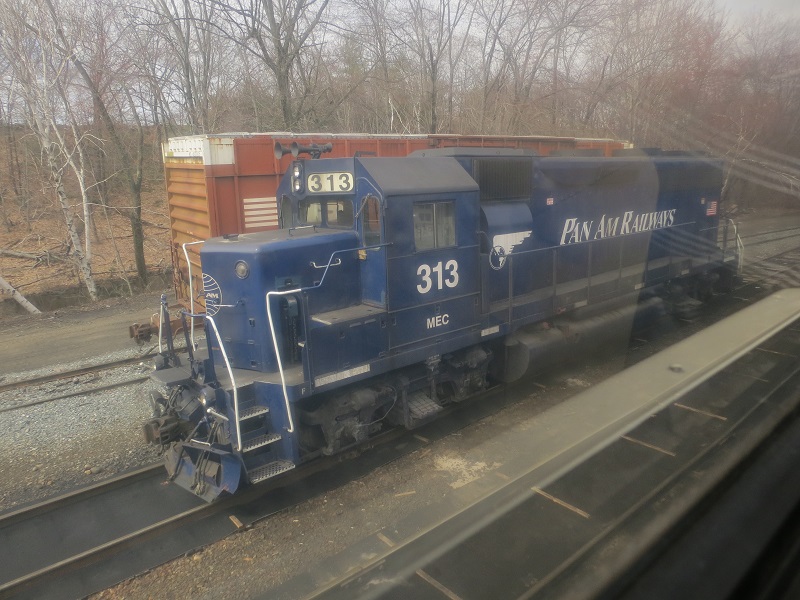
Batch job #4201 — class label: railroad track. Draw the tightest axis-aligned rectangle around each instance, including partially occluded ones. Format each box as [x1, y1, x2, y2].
[742, 230, 800, 248]
[739, 224, 800, 244]
[0, 376, 150, 414]
[739, 246, 800, 293]
[0, 345, 191, 397]
[0, 338, 202, 419]
[0, 355, 157, 395]
[0, 462, 231, 600]
[0, 380, 511, 600]
[0, 464, 179, 598]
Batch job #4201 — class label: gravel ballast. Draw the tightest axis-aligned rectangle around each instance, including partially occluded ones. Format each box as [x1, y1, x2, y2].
[0, 359, 163, 511]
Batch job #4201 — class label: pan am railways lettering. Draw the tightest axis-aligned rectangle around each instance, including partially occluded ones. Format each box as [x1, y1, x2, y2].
[559, 209, 676, 246]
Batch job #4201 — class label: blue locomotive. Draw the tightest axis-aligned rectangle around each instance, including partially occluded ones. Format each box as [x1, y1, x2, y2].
[144, 146, 740, 501]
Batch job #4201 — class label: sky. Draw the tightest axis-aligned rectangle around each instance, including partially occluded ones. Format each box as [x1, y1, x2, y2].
[722, 0, 800, 18]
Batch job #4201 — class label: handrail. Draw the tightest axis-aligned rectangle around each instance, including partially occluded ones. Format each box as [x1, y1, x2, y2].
[206, 408, 229, 422]
[311, 258, 342, 269]
[158, 296, 165, 355]
[266, 289, 299, 434]
[203, 314, 242, 451]
[288, 225, 316, 236]
[182, 240, 206, 350]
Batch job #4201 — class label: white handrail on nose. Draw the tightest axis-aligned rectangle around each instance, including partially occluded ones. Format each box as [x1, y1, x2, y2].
[204, 315, 241, 450]
[265, 289, 299, 434]
[182, 240, 206, 350]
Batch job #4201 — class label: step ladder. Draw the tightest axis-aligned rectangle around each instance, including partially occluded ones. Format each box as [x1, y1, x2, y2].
[231, 388, 297, 486]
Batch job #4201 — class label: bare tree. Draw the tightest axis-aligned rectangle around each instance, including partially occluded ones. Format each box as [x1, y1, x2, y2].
[205, 0, 332, 129]
[38, 0, 149, 283]
[136, 0, 225, 133]
[347, 0, 402, 130]
[400, 0, 473, 134]
[0, 274, 41, 313]
[0, 0, 99, 299]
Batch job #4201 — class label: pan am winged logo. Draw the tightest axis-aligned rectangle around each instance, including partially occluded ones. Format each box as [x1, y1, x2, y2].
[489, 231, 532, 270]
[202, 273, 223, 316]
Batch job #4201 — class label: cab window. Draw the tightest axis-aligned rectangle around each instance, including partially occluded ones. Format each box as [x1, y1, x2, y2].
[299, 199, 323, 226]
[327, 199, 354, 228]
[414, 201, 455, 250]
[363, 195, 381, 245]
[298, 198, 354, 228]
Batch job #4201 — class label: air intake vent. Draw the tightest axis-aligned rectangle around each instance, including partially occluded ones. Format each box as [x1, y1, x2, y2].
[473, 158, 532, 202]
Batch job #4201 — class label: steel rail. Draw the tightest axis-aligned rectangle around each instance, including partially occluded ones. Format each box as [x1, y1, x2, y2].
[0, 464, 162, 526]
[0, 376, 149, 414]
[0, 355, 152, 394]
[0, 464, 183, 597]
[0, 348, 188, 395]
[738, 230, 800, 249]
[0, 504, 214, 598]
[738, 224, 800, 241]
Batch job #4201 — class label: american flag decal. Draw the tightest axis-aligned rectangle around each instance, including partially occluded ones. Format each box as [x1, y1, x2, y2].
[546, 197, 554, 206]
[243, 197, 279, 231]
[706, 200, 718, 216]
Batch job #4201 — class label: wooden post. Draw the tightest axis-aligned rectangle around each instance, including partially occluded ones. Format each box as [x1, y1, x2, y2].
[0, 275, 41, 314]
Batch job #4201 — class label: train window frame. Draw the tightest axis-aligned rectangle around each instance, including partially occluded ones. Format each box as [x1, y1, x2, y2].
[362, 195, 381, 246]
[414, 201, 456, 251]
[298, 197, 354, 229]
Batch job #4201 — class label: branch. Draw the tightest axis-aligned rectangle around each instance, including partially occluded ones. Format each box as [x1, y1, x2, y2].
[0, 248, 69, 264]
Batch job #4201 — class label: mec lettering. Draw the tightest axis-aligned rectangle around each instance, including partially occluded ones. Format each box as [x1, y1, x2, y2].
[426, 314, 450, 329]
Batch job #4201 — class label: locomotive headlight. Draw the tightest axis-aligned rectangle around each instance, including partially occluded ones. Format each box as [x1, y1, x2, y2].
[234, 260, 250, 279]
[291, 162, 303, 193]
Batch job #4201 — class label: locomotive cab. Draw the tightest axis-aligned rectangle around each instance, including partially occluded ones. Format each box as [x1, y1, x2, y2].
[271, 155, 483, 382]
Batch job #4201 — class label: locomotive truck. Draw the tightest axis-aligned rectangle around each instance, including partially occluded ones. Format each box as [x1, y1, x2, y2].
[143, 145, 740, 501]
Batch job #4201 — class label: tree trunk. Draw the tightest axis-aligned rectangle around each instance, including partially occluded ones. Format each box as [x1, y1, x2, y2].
[131, 204, 147, 284]
[0, 274, 41, 314]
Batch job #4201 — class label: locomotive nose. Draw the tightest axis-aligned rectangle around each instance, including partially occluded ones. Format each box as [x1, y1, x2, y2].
[200, 229, 362, 374]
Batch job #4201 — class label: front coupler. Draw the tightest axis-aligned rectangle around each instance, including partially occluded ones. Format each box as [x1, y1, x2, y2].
[164, 441, 242, 502]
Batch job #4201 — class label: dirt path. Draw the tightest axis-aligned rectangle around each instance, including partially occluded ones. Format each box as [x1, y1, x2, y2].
[0, 293, 165, 376]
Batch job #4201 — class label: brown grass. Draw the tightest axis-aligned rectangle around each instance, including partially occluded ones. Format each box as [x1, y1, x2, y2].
[0, 187, 171, 302]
